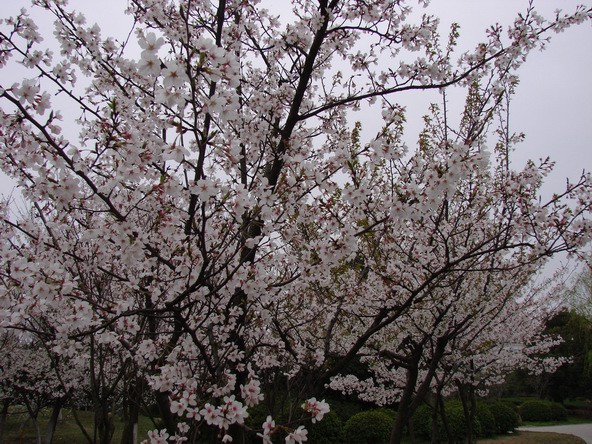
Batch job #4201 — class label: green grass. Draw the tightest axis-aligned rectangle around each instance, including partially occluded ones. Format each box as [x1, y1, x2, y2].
[565, 399, 592, 409]
[6, 405, 592, 444]
[397, 413, 592, 444]
[478, 430, 586, 444]
[520, 415, 592, 427]
[400, 430, 588, 444]
[3, 408, 157, 444]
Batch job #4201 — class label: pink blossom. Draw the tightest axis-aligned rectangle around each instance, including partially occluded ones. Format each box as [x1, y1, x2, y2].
[285, 426, 308, 444]
[138, 51, 161, 77]
[200, 403, 220, 426]
[138, 32, 165, 52]
[162, 61, 188, 89]
[15, 79, 39, 104]
[302, 398, 330, 423]
[240, 379, 264, 407]
[145, 429, 169, 444]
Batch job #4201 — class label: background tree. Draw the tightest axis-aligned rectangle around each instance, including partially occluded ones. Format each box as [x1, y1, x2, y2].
[541, 308, 592, 403]
[0, 330, 80, 444]
[565, 260, 592, 320]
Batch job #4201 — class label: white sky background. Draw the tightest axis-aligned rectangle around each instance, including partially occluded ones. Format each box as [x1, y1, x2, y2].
[433, 0, 592, 198]
[1, 0, 590, 193]
[1, 0, 591, 272]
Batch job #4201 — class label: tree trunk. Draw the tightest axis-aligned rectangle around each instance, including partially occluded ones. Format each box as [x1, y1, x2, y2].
[120, 378, 144, 444]
[155, 390, 177, 437]
[390, 338, 449, 444]
[22, 398, 42, 444]
[33, 417, 42, 444]
[43, 400, 63, 444]
[390, 363, 420, 444]
[437, 393, 453, 444]
[468, 386, 476, 444]
[430, 393, 440, 444]
[0, 399, 10, 444]
[95, 403, 114, 444]
[457, 381, 477, 444]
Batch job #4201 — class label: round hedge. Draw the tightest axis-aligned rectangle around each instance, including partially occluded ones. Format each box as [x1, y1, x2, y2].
[328, 399, 364, 422]
[343, 409, 395, 444]
[519, 400, 552, 422]
[488, 402, 519, 433]
[411, 401, 482, 443]
[475, 403, 496, 437]
[307, 411, 344, 444]
[410, 404, 432, 440]
[548, 401, 568, 421]
[445, 401, 481, 443]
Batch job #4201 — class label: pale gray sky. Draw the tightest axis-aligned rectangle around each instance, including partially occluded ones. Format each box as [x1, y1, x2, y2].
[430, 0, 592, 198]
[1, 0, 590, 210]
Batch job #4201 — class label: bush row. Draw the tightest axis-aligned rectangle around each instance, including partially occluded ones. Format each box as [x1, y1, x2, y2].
[308, 408, 396, 444]
[519, 399, 568, 422]
[411, 400, 519, 443]
[310, 400, 521, 444]
[247, 397, 565, 443]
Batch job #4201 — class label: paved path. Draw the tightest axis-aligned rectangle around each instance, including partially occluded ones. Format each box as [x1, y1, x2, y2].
[519, 424, 592, 443]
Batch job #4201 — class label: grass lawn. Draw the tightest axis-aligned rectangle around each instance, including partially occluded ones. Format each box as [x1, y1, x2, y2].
[6, 407, 592, 444]
[521, 416, 592, 426]
[478, 430, 586, 444]
[3, 408, 156, 444]
[399, 431, 587, 444]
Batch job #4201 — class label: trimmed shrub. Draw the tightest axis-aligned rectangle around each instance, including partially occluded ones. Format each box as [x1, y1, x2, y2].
[411, 401, 482, 443]
[488, 402, 519, 433]
[444, 401, 481, 443]
[374, 407, 397, 420]
[519, 400, 568, 423]
[549, 401, 568, 421]
[475, 403, 496, 437]
[410, 404, 433, 440]
[344, 409, 395, 444]
[327, 399, 365, 422]
[308, 411, 344, 444]
[520, 400, 553, 422]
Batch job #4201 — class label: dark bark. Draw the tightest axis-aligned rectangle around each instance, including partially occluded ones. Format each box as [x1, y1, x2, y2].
[94, 403, 115, 444]
[88, 336, 125, 444]
[389, 357, 420, 444]
[456, 381, 477, 444]
[120, 378, 144, 444]
[389, 338, 449, 444]
[22, 398, 42, 444]
[43, 399, 63, 444]
[70, 408, 93, 444]
[155, 390, 176, 437]
[430, 394, 439, 444]
[0, 398, 10, 444]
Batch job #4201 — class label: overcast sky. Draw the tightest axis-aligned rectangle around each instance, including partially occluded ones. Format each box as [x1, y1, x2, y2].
[431, 1, 592, 196]
[1, 0, 591, 238]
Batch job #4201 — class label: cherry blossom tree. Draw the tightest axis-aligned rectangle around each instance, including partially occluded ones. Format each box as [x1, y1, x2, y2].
[274, 81, 592, 442]
[0, 1, 591, 443]
[416, 271, 566, 443]
[0, 330, 83, 444]
[564, 258, 592, 319]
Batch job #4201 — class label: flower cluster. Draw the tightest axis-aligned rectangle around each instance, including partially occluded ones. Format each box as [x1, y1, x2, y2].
[256, 416, 276, 444]
[285, 426, 308, 444]
[302, 398, 330, 423]
[200, 396, 248, 431]
[240, 379, 264, 407]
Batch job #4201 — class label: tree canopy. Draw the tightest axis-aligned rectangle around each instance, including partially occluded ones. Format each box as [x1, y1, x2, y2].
[0, 1, 591, 443]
